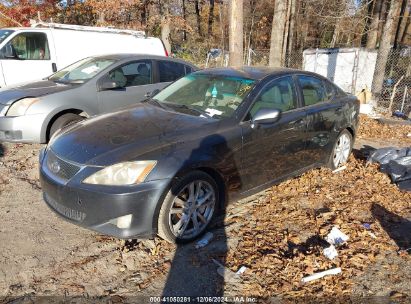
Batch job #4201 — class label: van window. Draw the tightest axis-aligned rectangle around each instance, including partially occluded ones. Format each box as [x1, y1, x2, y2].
[1, 32, 50, 60]
[0, 30, 14, 45]
[109, 60, 152, 87]
[158, 61, 186, 82]
[298, 75, 327, 106]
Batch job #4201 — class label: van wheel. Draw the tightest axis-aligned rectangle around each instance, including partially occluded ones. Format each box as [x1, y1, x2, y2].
[158, 171, 218, 244]
[49, 113, 83, 140]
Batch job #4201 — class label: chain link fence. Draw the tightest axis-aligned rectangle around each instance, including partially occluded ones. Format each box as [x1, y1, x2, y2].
[197, 47, 411, 116]
[374, 49, 411, 116]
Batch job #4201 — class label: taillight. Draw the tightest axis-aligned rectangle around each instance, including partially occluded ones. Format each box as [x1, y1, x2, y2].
[164, 48, 169, 57]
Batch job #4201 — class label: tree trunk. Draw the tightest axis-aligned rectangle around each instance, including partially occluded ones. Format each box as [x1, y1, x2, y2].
[366, 0, 384, 49]
[208, 0, 215, 36]
[228, 0, 243, 66]
[400, 10, 410, 44]
[282, 0, 291, 64]
[287, 0, 296, 66]
[182, 0, 187, 41]
[393, 0, 407, 48]
[269, 0, 287, 67]
[194, 0, 202, 36]
[161, 2, 171, 55]
[371, 0, 401, 99]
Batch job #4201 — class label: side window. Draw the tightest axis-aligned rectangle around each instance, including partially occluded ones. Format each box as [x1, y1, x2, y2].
[109, 60, 152, 87]
[185, 65, 193, 75]
[298, 75, 327, 106]
[158, 61, 186, 82]
[1, 32, 50, 60]
[249, 76, 297, 118]
[323, 80, 336, 100]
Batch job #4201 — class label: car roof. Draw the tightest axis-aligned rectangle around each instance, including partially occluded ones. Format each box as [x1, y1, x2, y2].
[194, 66, 324, 81]
[92, 53, 198, 67]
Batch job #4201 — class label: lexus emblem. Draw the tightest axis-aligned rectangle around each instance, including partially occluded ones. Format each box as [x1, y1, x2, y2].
[50, 161, 61, 174]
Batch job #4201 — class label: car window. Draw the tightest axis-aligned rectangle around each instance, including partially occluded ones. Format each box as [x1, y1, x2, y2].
[298, 75, 327, 106]
[109, 60, 152, 87]
[1, 32, 50, 60]
[249, 76, 297, 118]
[49, 57, 116, 83]
[158, 61, 186, 82]
[324, 80, 336, 100]
[185, 65, 193, 74]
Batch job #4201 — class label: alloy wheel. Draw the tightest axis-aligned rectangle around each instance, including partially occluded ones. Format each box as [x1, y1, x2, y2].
[333, 133, 351, 168]
[168, 180, 216, 239]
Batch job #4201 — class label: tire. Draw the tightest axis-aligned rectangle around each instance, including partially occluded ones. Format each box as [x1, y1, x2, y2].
[158, 171, 219, 244]
[328, 129, 353, 170]
[49, 113, 83, 140]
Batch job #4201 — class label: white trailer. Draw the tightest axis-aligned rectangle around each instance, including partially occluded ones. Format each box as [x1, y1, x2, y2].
[0, 22, 168, 87]
[303, 48, 377, 94]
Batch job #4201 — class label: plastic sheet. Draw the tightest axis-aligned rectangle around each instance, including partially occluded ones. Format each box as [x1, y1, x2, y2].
[368, 147, 411, 191]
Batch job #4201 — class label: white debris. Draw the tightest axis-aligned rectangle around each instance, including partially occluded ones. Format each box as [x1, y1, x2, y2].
[323, 245, 338, 260]
[212, 259, 240, 283]
[326, 227, 349, 246]
[236, 266, 247, 275]
[332, 165, 347, 173]
[195, 232, 214, 249]
[367, 231, 377, 239]
[301, 267, 342, 284]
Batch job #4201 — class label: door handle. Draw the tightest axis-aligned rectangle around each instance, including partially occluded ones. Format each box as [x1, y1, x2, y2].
[52, 63, 57, 72]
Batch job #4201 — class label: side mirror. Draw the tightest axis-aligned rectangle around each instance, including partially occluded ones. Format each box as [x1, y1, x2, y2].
[3, 44, 18, 59]
[99, 80, 121, 91]
[251, 108, 281, 129]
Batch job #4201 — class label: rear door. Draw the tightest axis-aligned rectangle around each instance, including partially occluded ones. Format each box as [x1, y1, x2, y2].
[296, 75, 343, 166]
[240, 76, 308, 191]
[153, 60, 192, 88]
[97, 59, 160, 112]
[0, 30, 56, 86]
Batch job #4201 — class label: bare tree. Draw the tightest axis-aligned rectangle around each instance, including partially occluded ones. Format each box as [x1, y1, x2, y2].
[208, 0, 215, 35]
[372, 0, 401, 99]
[194, 0, 202, 36]
[228, 0, 243, 66]
[269, 0, 287, 67]
[161, 1, 171, 54]
[366, 0, 384, 48]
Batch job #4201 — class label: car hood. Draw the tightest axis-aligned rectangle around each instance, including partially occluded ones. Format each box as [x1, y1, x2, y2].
[49, 103, 220, 166]
[0, 80, 73, 105]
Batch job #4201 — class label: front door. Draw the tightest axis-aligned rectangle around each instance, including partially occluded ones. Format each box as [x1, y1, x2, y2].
[98, 60, 166, 113]
[241, 76, 308, 191]
[0, 31, 55, 86]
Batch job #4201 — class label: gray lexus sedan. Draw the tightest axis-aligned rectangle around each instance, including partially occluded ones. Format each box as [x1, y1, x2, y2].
[40, 67, 359, 243]
[0, 54, 197, 143]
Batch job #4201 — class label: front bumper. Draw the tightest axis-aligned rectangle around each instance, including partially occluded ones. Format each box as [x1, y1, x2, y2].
[40, 157, 171, 239]
[0, 113, 47, 143]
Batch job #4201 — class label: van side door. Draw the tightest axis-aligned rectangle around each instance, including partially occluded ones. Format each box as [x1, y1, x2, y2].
[0, 30, 56, 86]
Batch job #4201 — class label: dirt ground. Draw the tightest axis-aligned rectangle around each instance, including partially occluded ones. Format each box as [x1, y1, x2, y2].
[0, 116, 410, 303]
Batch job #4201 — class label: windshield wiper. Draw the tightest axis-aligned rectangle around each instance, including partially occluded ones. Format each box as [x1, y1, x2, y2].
[145, 98, 169, 110]
[168, 103, 213, 119]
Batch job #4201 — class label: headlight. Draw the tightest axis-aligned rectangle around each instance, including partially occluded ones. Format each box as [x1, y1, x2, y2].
[83, 161, 157, 185]
[6, 97, 39, 116]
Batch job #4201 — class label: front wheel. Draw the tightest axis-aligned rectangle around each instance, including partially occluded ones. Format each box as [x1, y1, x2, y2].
[328, 129, 353, 170]
[158, 171, 218, 244]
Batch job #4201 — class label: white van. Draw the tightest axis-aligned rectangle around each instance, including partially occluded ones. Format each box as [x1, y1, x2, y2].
[0, 22, 168, 87]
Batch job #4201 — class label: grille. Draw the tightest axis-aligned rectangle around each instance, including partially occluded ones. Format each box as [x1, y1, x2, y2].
[44, 193, 86, 222]
[46, 150, 82, 181]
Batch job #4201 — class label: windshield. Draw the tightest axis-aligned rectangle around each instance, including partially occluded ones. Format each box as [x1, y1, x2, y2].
[153, 74, 256, 119]
[0, 30, 14, 44]
[49, 57, 116, 84]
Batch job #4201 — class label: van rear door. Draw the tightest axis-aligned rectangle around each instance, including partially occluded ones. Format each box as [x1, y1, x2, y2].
[0, 30, 56, 86]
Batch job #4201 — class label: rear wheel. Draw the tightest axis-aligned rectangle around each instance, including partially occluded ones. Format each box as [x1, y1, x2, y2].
[328, 129, 353, 170]
[158, 171, 218, 244]
[49, 113, 83, 140]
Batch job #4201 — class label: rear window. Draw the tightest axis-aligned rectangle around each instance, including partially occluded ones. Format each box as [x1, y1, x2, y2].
[158, 61, 186, 82]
